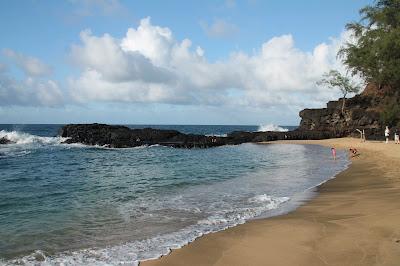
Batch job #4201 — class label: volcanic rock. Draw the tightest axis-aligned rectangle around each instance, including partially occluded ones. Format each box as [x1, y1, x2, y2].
[60, 124, 228, 148]
[0, 137, 13, 144]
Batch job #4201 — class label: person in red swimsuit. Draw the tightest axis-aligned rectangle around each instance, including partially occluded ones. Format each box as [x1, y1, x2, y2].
[331, 147, 336, 160]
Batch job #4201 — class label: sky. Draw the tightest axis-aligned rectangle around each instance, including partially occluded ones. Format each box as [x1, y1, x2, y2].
[0, 0, 372, 125]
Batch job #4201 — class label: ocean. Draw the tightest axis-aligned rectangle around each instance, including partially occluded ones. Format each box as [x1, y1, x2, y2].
[0, 124, 349, 265]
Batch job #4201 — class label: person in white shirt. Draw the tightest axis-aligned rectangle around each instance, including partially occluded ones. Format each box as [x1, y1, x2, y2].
[394, 128, 399, 144]
[385, 126, 390, 144]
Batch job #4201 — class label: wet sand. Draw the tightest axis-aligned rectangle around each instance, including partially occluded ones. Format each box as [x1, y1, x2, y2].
[142, 138, 400, 266]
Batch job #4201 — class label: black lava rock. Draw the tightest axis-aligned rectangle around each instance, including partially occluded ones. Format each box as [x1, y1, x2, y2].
[0, 137, 14, 144]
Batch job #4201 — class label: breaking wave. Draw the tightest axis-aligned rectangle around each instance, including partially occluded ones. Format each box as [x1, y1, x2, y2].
[257, 124, 289, 132]
[0, 130, 68, 158]
[0, 130, 66, 145]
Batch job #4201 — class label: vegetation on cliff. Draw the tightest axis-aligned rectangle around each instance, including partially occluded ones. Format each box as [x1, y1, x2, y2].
[312, 0, 400, 134]
[339, 0, 400, 89]
[381, 99, 400, 127]
[317, 70, 361, 114]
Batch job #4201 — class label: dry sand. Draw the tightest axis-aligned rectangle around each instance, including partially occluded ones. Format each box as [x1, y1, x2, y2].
[142, 138, 400, 266]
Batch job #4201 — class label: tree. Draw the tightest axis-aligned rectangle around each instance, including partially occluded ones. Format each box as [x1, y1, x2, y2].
[317, 70, 361, 114]
[338, 0, 400, 88]
[380, 100, 400, 127]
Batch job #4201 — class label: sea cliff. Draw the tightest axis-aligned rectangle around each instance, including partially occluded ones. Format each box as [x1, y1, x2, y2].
[298, 83, 398, 140]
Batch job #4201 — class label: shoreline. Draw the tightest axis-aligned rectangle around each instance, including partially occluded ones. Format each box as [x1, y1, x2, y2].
[142, 137, 400, 266]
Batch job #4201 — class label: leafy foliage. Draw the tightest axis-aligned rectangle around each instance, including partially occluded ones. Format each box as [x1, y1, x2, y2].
[317, 70, 361, 113]
[380, 101, 400, 127]
[317, 70, 361, 97]
[339, 0, 400, 87]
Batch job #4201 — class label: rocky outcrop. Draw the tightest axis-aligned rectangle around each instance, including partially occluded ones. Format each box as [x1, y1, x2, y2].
[0, 137, 13, 144]
[298, 84, 398, 140]
[59, 124, 336, 148]
[227, 130, 334, 142]
[60, 124, 229, 148]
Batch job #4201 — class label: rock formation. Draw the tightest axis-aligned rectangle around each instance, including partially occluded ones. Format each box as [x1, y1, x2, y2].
[298, 83, 399, 140]
[0, 137, 14, 144]
[60, 124, 229, 148]
[59, 124, 335, 148]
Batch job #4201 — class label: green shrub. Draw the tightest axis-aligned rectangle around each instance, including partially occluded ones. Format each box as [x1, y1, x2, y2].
[339, 0, 400, 88]
[380, 102, 400, 127]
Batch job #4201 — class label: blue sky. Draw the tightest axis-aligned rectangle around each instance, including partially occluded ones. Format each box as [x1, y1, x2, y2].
[0, 0, 372, 125]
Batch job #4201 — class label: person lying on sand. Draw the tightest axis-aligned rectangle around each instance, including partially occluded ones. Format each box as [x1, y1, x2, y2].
[349, 147, 360, 158]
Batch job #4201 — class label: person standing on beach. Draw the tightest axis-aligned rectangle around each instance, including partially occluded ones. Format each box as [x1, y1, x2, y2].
[331, 147, 336, 160]
[395, 128, 400, 144]
[385, 126, 390, 143]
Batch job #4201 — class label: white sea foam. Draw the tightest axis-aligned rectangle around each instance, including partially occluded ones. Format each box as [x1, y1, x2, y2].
[0, 130, 66, 145]
[205, 133, 228, 137]
[6, 195, 290, 266]
[257, 124, 288, 132]
[248, 194, 290, 205]
[0, 130, 69, 158]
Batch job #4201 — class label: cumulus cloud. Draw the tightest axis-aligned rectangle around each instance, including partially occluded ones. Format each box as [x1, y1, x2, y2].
[0, 73, 64, 107]
[68, 17, 354, 110]
[70, 29, 174, 83]
[0, 53, 63, 107]
[3, 49, 52, 77]
[200, 19, 239, 39]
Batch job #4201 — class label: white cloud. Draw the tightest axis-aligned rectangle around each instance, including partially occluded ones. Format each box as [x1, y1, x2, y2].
[0, 72, 63, 107]
[200, 19, 239, 39]
[68, 70, 185, 104]
[121, 17, 174, 66]
[3, 49, 52, 77]
[0, 54, 63, 107]
[70, 29, 173, 83]
[68, 17, 354, 111]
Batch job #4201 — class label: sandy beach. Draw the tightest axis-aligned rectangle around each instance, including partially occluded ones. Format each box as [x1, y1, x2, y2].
[142, 138, 400, 266]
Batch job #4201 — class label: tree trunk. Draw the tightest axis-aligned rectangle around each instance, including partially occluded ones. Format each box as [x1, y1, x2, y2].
[341, 96, 346, 115]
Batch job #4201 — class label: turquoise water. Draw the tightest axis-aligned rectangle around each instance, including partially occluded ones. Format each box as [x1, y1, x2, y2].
[0, 125, 348, 265]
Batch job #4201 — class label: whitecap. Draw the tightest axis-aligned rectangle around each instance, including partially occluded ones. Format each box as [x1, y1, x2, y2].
[205, 134, 228, 137]
[0, 130, 67, 145]
[257, 124, 288, 132]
